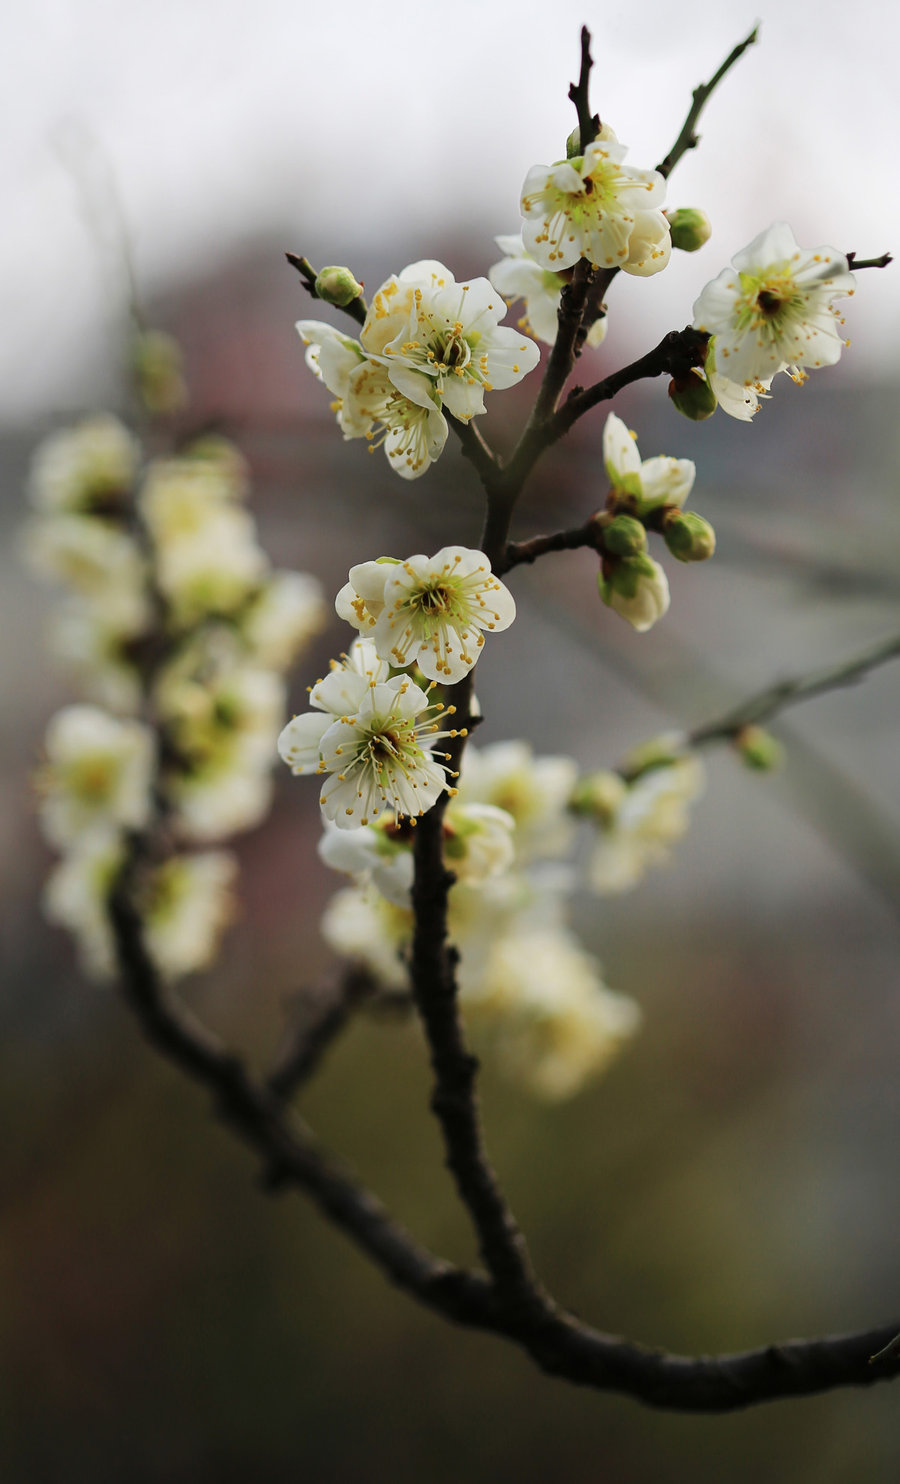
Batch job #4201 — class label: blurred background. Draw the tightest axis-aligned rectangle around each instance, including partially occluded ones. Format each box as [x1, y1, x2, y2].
[3, 1, 900, 1479]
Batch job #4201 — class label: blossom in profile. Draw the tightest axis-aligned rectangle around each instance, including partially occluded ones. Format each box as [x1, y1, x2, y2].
[278, 639, 459, 828]
[692, 223, 855, 387]
[520, 131, 669, 275]
[602, 412, 695, 515]
[336, 546, 515, 684]
[488, 233, 608, 347]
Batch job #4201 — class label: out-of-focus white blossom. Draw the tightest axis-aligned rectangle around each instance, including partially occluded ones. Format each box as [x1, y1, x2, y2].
[37, 705, 155, 849]
[520, 131, 669, 276]
[693, 223, 855, 388]
[44, 834, 236, 983]
[321, 883, 413, 991]
[22, 515, 150, 630]
[48, 602, 145, 716]
[27, 415, 139, 514]
[478, 928, 641, 1100]
[318, 815, 415, 907]
[336, 546, 515, 684]
[442, 801, 515, 885]
[239, 571, 326, 671]
[489, 234, 608, 348]
[141, 850, 237, 978]
[587, 753, 705, 893]
[458, 741, 577, 863]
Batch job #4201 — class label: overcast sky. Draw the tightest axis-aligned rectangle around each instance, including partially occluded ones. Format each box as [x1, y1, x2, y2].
[4, 0, 899, 419]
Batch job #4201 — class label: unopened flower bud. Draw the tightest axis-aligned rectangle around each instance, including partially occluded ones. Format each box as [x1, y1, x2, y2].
[133, 330, 188, 416]
[314, 266, 364, 308]
[734, 725, 784, 772]
[621, 732, 687, 780]
[603, 513, 647, 557]
[599, 553, 670, 633]
[565, 127, 582, 159]
[668, 370, 717, 422]
[663, 511, 716, 563]
[570, 770, 626, 825]
[666, 208, 711, 253]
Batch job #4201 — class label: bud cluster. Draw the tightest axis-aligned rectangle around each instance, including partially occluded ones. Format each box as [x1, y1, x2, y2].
[592, 414, 717, 632]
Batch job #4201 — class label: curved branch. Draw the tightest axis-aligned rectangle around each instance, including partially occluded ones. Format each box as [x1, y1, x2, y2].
[688, 631, 900, 749]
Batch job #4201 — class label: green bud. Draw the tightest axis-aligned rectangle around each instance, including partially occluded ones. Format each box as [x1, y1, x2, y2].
[620, 732, 686, 781]
[666, 208, 712, 253]
[663, 511, 717, 563]
[314, 266, 364, 308]
[132, 329, 188, 416]
[734, 725, 784, 772]
[566, 127, 582, 159]
[668, 371, 717, 422]
[603, 513, 647, 558]
[569, 770, 626, 825]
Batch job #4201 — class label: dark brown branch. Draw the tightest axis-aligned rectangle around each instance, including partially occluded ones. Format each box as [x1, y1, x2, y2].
[504, 517, 601, 571]
[656, 26, 759, 178]
[107, 840, 900, 1410]
[687, 631, 900, 749]
[410, 676, 547, 1316]
[568, 26, 599, 151]
[267, 966, 378, 1101]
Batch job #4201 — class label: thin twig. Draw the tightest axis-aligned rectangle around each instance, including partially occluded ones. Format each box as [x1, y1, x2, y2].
[568, 26, 599, 150]
[267, 967, 379, 1101]
[656, 26, 759, 179]
[845, 252, 893, 272]
[687, 631, 900, 749]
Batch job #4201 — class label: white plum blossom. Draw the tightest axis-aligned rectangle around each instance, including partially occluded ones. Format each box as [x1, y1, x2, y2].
[488, 233, 608, 348]
[44, 834, 237, 982]
[459, 740, 577, 863]
[587, 753, 705, 893]
[278, 639, 458, 828]
[360, 260, 540, 424]
[319, 815, 416, 906]
[28, 415, 139, 514]
[520, 131, 670, 275]
[296, 261, 538, 479]
[22, 515, 150, 630]
[603, 412, 695, 514]
[692, 223, 855, 388]
[37, 705, 155, 850]
[239, 570, 326, 672]
[336, 546, 515, 684]
[442, 801, 516, 885]
[48, 601, 145, 716]
[140, 851, 237, 979]
[297, 322, 448, 480]
[479, 928, 641, 1100]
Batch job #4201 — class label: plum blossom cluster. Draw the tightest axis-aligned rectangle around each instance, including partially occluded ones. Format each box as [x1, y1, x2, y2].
[26, 412, 325, 980]
[278, 547, 515, 828]
[317, 735, 705, 1099]
[297, 259, 540, 478]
